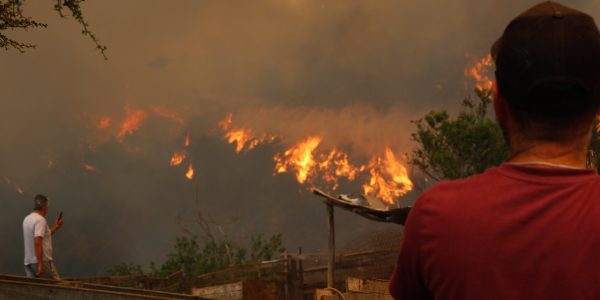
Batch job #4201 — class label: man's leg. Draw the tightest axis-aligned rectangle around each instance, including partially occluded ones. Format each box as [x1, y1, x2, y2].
[45, 260, 60, 280]
[24, 263, 37, 277]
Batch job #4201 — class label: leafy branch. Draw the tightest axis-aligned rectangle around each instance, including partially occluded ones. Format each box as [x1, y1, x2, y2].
[410, 88, 509, 181]
[0, 0, 107, 58]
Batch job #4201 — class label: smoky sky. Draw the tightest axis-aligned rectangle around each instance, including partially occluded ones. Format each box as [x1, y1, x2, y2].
[1, 0, 599, 276]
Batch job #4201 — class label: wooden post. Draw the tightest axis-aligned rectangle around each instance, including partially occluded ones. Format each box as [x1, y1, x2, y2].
[284, 250, 289, 300]
[326, 202, 335, 288]
[297, 247, 304, 300]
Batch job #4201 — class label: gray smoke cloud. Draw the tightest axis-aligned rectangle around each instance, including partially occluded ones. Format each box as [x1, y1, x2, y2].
[0, 0, 598, 276]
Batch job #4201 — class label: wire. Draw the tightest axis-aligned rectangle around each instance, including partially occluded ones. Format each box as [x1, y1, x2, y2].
[323, 287, 346, 300]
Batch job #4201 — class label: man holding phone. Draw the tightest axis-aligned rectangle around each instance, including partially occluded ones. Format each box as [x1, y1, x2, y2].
[23, 194, 64, 279]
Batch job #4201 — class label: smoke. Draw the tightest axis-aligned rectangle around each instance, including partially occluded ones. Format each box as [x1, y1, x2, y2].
[225, 104, 414, 157]
[0, 0, 598, 276]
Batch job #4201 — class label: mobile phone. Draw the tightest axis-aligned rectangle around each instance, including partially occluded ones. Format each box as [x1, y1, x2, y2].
[58, 211, 63, 220]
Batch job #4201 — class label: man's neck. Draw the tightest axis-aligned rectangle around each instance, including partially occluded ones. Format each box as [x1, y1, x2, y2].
[34, 210, 46, 217]
[509, 141, 589, 168]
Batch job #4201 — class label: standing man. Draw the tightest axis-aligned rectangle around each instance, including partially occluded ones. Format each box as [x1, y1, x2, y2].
[390, 2, 600, 299]
[23, 194, 63, 279]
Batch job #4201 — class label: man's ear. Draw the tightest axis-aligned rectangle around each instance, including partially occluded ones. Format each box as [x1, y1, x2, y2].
[493, 81, 507, 124]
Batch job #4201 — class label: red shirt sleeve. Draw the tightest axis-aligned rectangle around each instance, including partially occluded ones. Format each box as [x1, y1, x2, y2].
[389, 197, 432, 300]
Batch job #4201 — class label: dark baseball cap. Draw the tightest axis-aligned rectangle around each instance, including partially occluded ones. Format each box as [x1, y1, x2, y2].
[492, 1, 600, 112]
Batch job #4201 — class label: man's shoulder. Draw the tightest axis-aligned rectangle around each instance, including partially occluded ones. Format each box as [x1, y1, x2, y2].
[421, 168, 500, 202]
[409, 168, 503, 222]
[23, 212, 45, 225]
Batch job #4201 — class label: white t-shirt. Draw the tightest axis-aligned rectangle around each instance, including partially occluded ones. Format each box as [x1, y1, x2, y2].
[23, 212, 53, 265]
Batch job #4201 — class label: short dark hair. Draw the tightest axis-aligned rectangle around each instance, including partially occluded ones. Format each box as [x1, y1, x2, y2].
[34, 194, 48, 211]
[503, 81, 599, 143]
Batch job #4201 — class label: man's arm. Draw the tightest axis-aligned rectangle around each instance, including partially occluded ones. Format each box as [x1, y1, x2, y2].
[34, 236, 44, 276]
[50, 217, 63, 235]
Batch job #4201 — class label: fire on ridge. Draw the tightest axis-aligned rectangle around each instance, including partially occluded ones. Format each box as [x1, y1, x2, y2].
[219, 115, 414, 205]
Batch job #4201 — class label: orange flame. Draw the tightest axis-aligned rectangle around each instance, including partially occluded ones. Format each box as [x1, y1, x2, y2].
[317, 149, 365, 190]
[225, 128, 254, 153]
[225, 128, 274, 153]
[218, 113, 233, 131]
[170, 151, 186, 166]
[466, 54, 494, 91]
[117, 107, 148, 141]
[220, 114, 275, 153]
[47, 160, 54, 169]
[274, 136, 322, 183]
[219, 113, 414, 205]
[273, 139, 412, 204]
[170, 133, 192, 177]
[97, 116, 112, 129]
[362, 148, 413, 204]
[186, 163, 194, 180]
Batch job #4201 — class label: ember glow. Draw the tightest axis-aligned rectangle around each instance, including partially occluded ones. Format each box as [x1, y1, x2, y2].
[117, 107, 148, 141]
[168, 132, 193, 178]
[97, 116, 112, 129]
[466, 54, 494, 91]
[170, 151, 186, 166]
[87, 105, 197, 182]
[47, 160, 54, 169]
[185, 163, 195, 180]
[184, 132, 191, 147]
[83, 164, 97, 172]
[4, 177, 24, 194]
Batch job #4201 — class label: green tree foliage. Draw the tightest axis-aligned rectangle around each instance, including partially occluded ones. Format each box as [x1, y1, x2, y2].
[108, 233, 285, 277]
[249, 233, 285, 261]
[411, 89, 509, 181]
[105, 262, 144, 276]
[150, 236, 203, 276]
[0, 0, 106, 58]
[411, 88, 600, 181]
[149, 236, 246, 277]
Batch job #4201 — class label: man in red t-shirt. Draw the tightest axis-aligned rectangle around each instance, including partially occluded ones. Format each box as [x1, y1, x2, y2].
[389, 2, 600, 299]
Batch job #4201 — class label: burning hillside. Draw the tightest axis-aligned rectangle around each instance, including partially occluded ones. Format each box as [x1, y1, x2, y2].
[2, 54, 495, 206]
[220, 110, 413, 205]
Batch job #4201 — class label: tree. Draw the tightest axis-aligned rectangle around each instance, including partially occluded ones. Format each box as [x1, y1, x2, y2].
[150, 236, 204, 276]
[107, 233, 286, 278]
[249, 233, 285, 261]
[411, 88, 600, 181]
[105, 262, 144, 276]
[0, 0, 106, 58]
[410, 88, 509, 181]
